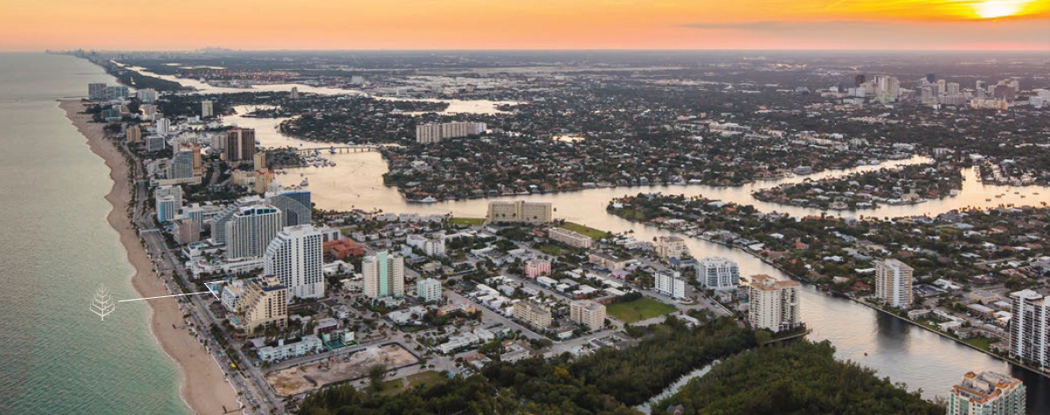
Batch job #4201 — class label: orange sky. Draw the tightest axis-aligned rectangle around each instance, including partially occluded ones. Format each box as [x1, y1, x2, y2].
[1, 0, 1047, 50]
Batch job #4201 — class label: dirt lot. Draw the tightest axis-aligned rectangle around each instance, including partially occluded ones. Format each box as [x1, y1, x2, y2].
[266, 344, 418, 396]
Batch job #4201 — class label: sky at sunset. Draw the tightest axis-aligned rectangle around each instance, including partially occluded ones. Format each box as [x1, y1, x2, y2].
[1, 0, 1048, 51]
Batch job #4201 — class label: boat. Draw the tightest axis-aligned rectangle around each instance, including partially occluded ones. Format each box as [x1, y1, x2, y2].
[415, 196, 438, 204]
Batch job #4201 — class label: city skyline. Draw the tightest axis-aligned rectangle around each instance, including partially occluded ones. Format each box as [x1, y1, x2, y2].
[2, 0, 1048, 51]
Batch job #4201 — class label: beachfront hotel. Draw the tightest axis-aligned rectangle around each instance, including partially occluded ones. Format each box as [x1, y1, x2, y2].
[749, 274, 801, 333]
[225, 205, 282, 260]
[234, 276, 288, 334]
[264, 225, 325, 300]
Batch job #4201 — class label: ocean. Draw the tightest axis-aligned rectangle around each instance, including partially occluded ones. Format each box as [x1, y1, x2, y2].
[0, 53, 187, 415]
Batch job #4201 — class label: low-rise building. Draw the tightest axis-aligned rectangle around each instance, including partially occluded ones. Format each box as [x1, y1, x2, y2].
[548, 227, 593, 248]
[513, 301, 552, 330]
[416, 278, 442, 303]
[486, 201, 553, 224]
[589, 252, 629, 270]
[257, 335, 323, 362]
[655, 235, 689, 259]
[524, 259, 552, 279]
[570, 300, 606, 331]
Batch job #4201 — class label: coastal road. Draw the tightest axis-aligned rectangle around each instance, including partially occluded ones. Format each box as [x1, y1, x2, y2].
[125, 143, 282, 415]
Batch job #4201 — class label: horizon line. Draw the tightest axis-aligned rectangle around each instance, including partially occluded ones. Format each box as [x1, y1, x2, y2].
[26, 47, 1050, 54]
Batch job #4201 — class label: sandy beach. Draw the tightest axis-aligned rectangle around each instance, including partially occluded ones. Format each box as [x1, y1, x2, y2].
[60, 100, 241, 415]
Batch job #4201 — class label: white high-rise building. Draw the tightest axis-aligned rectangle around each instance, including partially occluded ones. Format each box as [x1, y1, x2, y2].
[875, 259, 913, 308]
[947, 371, 1026, 415]
[156, 118, 171, 136]
[655, 270, 687, 299]
[416, 278, 442, 303]
[137, 88, 158, 103]
[265, 225, 325, 300]
[749, 274, 801, 333]
[154, 185, 183, 223]
[362, 251, 405, 299]
[201, 100, 214, 118]
[225, 205, 282, 260]
[697, 257, 740, 290]
[1009, 290, 1048, 368]
[406, 233, 446, 257]
[415, 121, 486, 144]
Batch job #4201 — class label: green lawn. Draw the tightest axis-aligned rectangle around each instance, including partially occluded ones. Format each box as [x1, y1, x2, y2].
[963, 336, 994, 352]
[539, 244, 566, 257]
[607, 297, 677, 323]
[449, 217, 486, 226]
[560, 222, 609, 240]
[379, 371, 447, 396]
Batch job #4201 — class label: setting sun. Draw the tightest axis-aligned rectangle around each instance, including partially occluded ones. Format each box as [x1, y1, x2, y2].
[975, 0, 1025, 18]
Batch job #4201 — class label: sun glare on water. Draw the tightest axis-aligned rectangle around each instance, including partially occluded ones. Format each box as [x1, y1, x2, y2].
[974, 0, 1025, 18]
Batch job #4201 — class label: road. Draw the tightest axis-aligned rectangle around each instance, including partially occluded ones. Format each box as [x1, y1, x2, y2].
[124, 144, 282, 415]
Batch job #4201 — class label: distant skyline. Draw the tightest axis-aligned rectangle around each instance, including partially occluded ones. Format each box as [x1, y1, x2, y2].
[2, 0, 1048, 51]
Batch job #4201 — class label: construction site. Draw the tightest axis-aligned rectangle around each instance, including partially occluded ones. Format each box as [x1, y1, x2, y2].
[265, 344, 419, 396]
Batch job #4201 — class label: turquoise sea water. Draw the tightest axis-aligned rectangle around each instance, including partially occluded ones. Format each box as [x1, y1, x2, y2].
[0, 53, 188, 415]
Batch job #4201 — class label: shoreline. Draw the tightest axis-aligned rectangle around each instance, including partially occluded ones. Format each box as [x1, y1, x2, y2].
[60, 100, 241, 415]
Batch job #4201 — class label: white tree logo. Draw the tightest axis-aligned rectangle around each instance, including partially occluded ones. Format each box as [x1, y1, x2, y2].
[90, 283, 116, 321]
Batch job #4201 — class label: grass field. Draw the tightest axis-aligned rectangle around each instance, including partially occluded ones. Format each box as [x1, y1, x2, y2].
[539, 244, 566, 256]
[607, 297, 677, 323]
[379, 371, 448, 396]
[963, 336, 994, 352]
[560, 222, 609, 240]
[449, 217, 485, 226]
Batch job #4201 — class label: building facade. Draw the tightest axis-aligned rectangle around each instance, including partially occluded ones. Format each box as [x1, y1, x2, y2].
[548, 227, 593, 248]
[570, 300, 606, 331]
[655, 236, 689, 259]
[154, 185, 183, 223]
[749, 274, 801, 333]
[697, 257, 740, 290]
[947, 371, 1026, 415]
[416, 278, 442, 303]
[225, 205, 282, 260]
[224, 127, 256, 163]
[485, 201, 553, 224]
[234, 276, 288, 334]
[513, 301, 552, 330]
[1009, 290, 1048, 368]
[524, 259, 552, 279]
[362, 251, 405, 299]
[266, 189, 312, 227]
[264, 225, 325, 300]
[415, 121, 486, 144]
[655, 270, 688, 299]
[875, 259, 914, 308]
